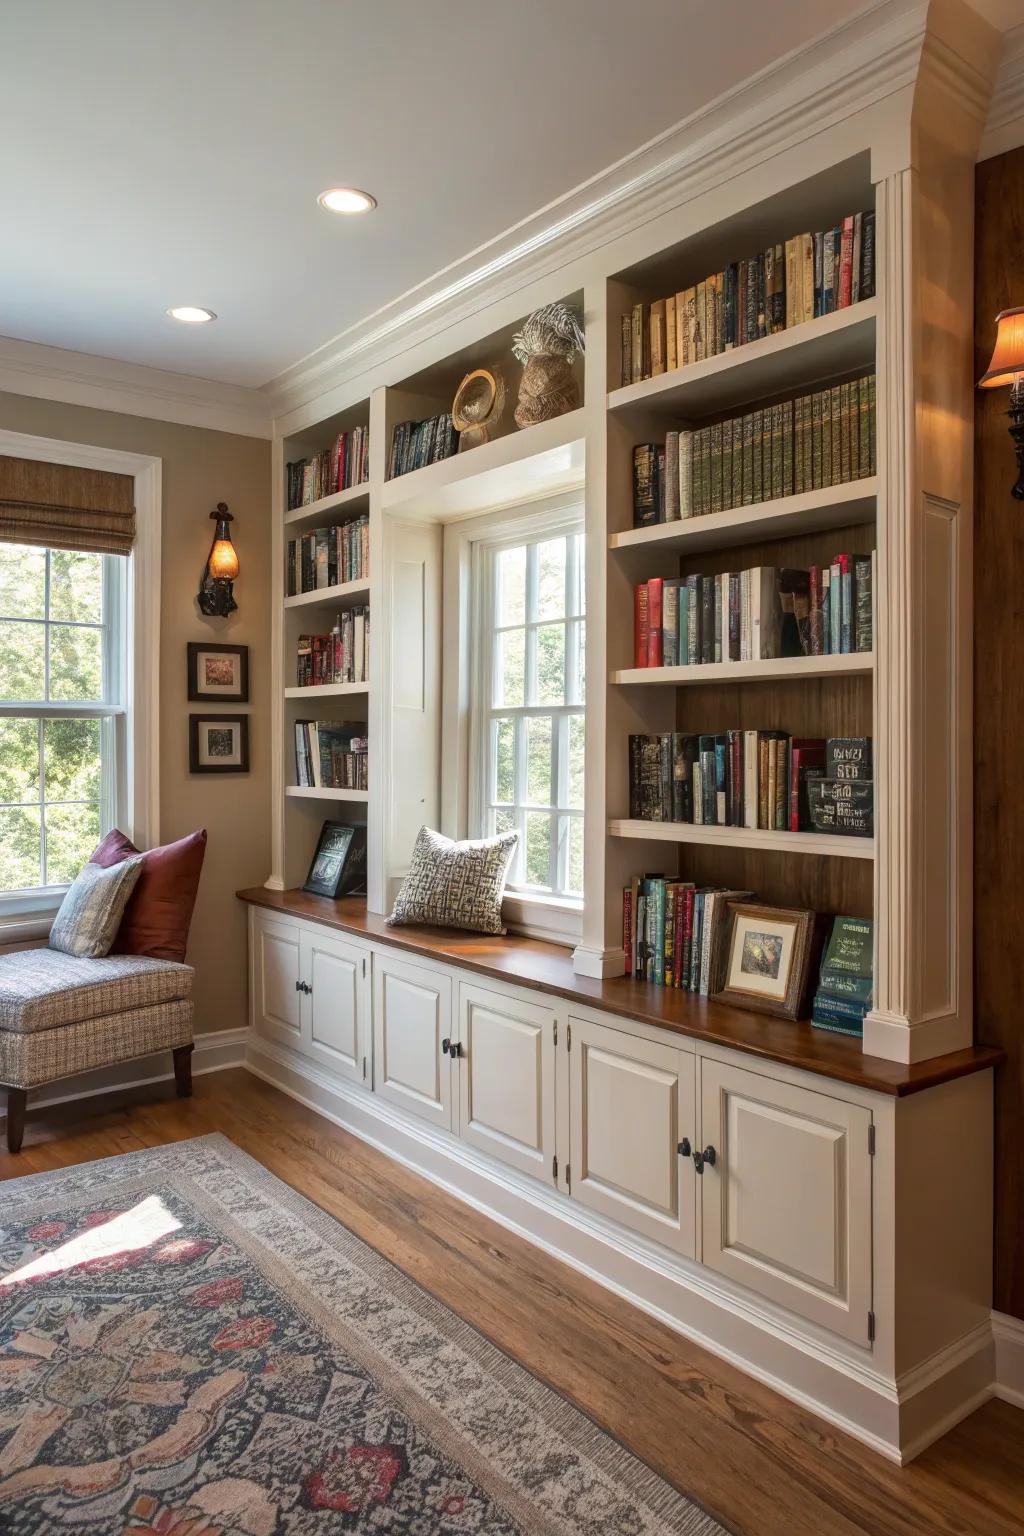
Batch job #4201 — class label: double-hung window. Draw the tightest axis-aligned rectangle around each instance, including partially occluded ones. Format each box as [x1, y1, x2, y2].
[471, 515, 585, 911]
[0, 542, 127, 904]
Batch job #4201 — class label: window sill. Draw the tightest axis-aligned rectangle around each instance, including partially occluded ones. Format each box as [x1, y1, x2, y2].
[0, 889, 63, 947]
[502, 892, 582, 948]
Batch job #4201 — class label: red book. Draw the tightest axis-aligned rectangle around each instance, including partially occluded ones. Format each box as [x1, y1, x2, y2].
[634, 584, 650, 667]
[789, 737, 827, 831]
[647, 578, 664, 667]
[681, 886, 695, 990]
[838, 216, 855, 309]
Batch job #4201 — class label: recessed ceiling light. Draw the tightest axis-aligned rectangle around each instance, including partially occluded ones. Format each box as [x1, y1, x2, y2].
[167, 305, 217, 324]
[317, 187, 377, 215]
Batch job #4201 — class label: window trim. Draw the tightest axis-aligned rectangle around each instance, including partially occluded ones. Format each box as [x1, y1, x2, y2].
[0, 428, 161, 941]
[441, 489, 585, 946]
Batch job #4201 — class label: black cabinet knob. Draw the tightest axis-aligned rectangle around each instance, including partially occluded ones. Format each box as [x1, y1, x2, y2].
[442, 1038, 451, 1054]
[677, 1137, 691, 1157]
[692, 1144, 717, 1174]
[450, 1041, 464, 1060]
[702, 1144, 716, 1168]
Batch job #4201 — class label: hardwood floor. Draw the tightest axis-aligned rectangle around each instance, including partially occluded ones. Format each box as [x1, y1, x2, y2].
[2, 1068, 1023, 1536]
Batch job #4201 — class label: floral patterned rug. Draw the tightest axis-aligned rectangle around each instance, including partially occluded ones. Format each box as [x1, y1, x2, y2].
[0, 1134, 727, 1535]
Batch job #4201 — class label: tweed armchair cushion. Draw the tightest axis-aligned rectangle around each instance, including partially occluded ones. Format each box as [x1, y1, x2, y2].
[0, 999, 193, 1089]
[49, 855, 144, 958]
[0, 950, 193, 1035]
[387, 825, 519, 936]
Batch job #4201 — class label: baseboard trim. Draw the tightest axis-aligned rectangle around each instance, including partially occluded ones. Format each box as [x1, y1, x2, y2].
[243, 1035, 1000, 1463]
[993, 1311, 1024, 1409]
[0, 1026, 248, 1122]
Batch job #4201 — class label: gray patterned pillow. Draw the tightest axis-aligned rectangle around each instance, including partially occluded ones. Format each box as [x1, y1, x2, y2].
[388, 826, 519, 935]
[49, 856, 145, 959]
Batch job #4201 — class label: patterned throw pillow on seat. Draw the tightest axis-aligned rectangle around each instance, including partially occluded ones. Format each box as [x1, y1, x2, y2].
[48, 856, 145, 959]
[387, 826, 519, 935]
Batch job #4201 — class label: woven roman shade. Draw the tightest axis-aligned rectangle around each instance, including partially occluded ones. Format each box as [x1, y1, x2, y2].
[0, 455, 136, 556]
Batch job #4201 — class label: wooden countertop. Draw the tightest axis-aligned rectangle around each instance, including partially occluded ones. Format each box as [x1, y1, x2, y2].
[237, 888, 1004, 1097]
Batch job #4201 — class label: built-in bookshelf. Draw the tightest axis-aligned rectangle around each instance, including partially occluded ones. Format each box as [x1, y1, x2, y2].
[264, 126, 974, 1070]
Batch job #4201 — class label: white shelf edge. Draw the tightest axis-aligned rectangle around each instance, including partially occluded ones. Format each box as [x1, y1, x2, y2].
[284, 481, 370, 527]
[611, 653, 874, 686]
[608, 819, 875, 860]
[608, 299, 877, 414]
[608, 479, 877, 553]
[284, 578, 370, 610]
[381, 407, 587, 519]
[285, 786, 369, 802]
[284, 683, 369, 699]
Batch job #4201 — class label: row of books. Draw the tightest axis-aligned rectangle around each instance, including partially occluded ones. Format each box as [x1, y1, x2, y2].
[286, 427, 369, 510]
[286, 515, 369, 597]
[622, 875, 752, 992]
[388, 413, 459, 478]
[293, 720, 368, 792]
[621, 210, 875, 386]
[813, 916, 873, 1037]
[628, 733, 873, 836]
[296, 609, 369, 688]
[632, 556, 873, 668]
[633, 375, 876, 526]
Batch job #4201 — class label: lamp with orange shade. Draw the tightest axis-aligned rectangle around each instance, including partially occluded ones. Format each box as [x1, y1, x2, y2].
[197, 502, 240, 616]
[978, 306, 1024, 500]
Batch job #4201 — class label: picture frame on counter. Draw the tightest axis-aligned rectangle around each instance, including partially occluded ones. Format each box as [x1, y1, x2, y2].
[712, 902, 823, 1020]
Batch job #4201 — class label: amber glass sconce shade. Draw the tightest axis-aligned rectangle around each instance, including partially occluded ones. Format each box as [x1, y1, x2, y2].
[197, 502, 239, 616]
[979, 306, 1024, 501]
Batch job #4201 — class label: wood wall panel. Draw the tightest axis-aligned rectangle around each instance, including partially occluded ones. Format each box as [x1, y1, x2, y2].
[974, 145, 1024, 1322]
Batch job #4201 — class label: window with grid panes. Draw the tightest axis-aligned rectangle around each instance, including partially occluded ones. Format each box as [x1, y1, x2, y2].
[474, 524, 585, 904]
[0, 543, 126, 897]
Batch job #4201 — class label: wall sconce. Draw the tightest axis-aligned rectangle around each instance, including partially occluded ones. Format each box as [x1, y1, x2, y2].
[197, 502, 239, 616]
[979, 306, 1024, 500]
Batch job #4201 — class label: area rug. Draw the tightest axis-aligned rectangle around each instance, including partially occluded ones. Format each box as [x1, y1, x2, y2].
[0, 1134, 727, 1535]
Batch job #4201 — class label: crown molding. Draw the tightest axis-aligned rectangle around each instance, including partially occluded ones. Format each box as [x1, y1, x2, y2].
[0, 333, 272, 440]
[267, 1, 942, 426]
[979, 23, 1024, 160]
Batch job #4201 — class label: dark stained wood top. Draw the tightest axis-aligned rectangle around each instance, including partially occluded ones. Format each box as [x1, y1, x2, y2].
[237, 888, 1004, 1097]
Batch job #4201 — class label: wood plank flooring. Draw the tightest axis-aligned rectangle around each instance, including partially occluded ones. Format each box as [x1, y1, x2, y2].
[2, 1068, 1022, 1536]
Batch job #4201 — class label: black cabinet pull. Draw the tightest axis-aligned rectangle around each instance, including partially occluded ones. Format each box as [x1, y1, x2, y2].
[295, 980, 312, 995]
[678, 1137, 691, 1157]
[693, 1144, 716, 1174]
[450, 1041, 464, 1060]
[442, 1038, 451, 1054]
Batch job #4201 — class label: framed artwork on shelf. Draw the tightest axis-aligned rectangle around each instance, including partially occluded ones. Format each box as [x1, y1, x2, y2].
[303, 821, 368, 899]
[188, 642, 249, 702]
[189, 714, 250, 774]
[712, 903, 823, 1021]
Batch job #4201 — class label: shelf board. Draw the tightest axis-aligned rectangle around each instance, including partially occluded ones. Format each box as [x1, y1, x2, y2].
[611, 652, 873, 686]
[608, 300, 877, 419]
[285, 786, 368, 802]
[608, 819, 875, 859]
[609, 478, 877, 554]
[381, 408, 586, 521]
[284, 482, 369, 529]
[284, 578, 370, 611]
[284, 683, 368, 699]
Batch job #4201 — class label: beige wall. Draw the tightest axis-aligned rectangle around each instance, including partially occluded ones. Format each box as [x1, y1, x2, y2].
[0, 389, 272, 1035]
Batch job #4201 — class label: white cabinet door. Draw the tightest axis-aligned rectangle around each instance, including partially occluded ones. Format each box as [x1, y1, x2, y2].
[568, 1015, 697, 1259]
[457, 982, 555, 1183]
[372, 951, 454, 1130]
[302, 930, 370, 1087]
[700, 1058, 873, 1344]
[253, 913, 303, 1051]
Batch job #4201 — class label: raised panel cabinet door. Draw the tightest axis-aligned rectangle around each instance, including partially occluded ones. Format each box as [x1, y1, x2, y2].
[457, 983, 555, 1183]
[568, 1015, 697, 1259]
[372, 952, 454, 1131]
[301, 931, 369, 1087]
[700, 1058, 873, 1344]
[254, 914, 302, 1050]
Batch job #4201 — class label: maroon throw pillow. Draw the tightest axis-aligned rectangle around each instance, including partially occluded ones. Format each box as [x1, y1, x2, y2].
[90, 828, 207, 963]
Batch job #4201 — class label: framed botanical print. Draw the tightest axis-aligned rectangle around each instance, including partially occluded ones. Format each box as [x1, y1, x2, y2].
[189, 713, 250, 774]
[188, 642, 249, 703]
[712, 903, 824, 1020]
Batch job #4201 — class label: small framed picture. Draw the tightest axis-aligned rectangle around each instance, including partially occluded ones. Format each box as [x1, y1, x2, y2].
[189, 714, 250, 774]
[304, 821, 368, 898]
[188, 643, 249, 703]
[712, 903, 823, 1020]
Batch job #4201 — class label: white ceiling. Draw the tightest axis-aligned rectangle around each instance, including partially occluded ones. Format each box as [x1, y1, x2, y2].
[0, 0, 1011, 390]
